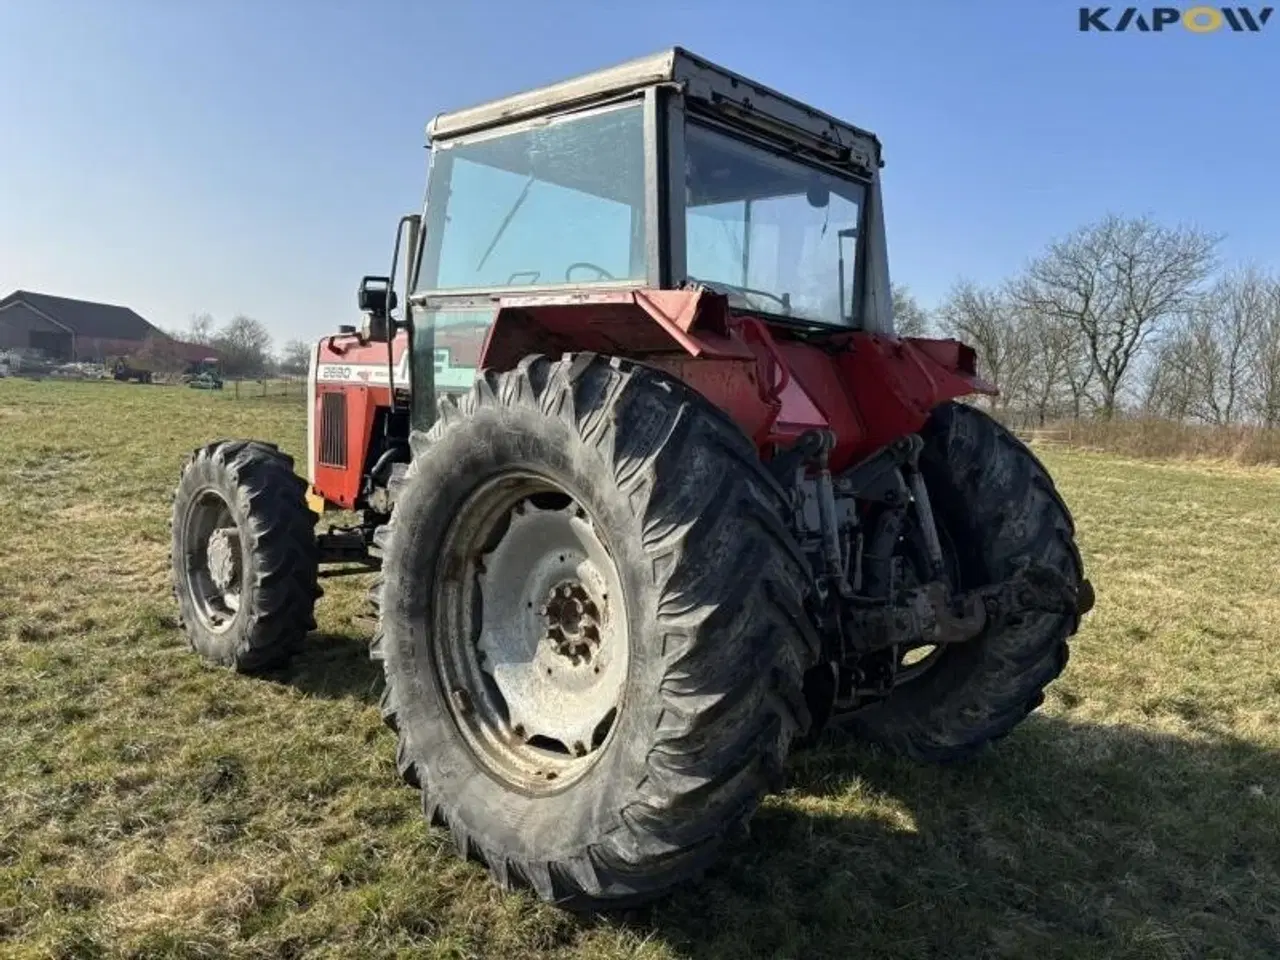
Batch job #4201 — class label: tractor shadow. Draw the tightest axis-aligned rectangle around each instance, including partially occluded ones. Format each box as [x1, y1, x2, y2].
[252, 643, 1280, 958]
[615, 717, 1280, 960]
[264, 630, 384, 705]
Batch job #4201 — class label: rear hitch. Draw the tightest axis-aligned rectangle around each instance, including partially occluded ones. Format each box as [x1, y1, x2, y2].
[844, 562, 1084, 654]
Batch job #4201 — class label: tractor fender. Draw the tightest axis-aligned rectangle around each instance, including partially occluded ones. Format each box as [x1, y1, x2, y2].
[837, 335, 997, 464]
[477, 287, 758, 370]
[476, 288, 785, 446]
[766, 333, 998, 472]
[474, 288, 998, 469]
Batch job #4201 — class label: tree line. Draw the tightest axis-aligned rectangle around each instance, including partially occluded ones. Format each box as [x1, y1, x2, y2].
[172, 313, 311, 380]
[896, 213, 1280, 429]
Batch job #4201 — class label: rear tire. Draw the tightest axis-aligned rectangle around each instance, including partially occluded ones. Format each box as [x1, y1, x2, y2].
[843, 401, 1086, 762]
[371, 353, 818, 910]
[170, 440, 320, 673]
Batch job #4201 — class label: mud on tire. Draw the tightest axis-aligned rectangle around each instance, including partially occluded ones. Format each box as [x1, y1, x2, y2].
[844, 401, 1086, 762]
[170, 440, 320, 673]
[370, 353, 819, 910]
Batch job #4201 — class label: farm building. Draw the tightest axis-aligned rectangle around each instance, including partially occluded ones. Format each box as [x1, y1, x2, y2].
[0, 289, 213, 366]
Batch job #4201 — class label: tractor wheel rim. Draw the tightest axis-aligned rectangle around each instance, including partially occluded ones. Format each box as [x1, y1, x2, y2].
[435, 472, 627, 793]
[184, 489, 243, 634]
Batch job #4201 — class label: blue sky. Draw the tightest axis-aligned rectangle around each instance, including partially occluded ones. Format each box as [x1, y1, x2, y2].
[1, 0, 1276, 344]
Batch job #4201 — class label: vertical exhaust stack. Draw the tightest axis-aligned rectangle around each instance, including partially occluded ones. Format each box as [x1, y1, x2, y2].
[305, 339, 322, 486]
[398, 214, 422, 418]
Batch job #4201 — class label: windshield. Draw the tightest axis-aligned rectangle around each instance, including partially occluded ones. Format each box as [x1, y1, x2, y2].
[417, 102, 647, 291]
[684, 123, 867, 328]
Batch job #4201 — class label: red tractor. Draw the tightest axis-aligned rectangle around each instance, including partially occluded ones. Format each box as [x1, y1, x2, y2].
[170, 48, 1094, 910]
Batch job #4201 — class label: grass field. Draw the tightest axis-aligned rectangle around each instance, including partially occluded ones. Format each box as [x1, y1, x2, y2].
[1, 379, 1278, 960]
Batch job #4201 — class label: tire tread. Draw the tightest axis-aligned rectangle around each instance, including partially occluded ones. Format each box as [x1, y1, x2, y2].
[370, 353, 817, 909]
[170, 440, 319, 673]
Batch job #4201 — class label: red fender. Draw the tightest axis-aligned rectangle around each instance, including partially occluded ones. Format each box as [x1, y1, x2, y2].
[473, 287, 997, 473]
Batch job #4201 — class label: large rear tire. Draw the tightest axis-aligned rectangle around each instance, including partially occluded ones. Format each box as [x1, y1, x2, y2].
[170, 440, 320, 673]
[371, 353, 817, 910]
[843, 402, 1086, 762]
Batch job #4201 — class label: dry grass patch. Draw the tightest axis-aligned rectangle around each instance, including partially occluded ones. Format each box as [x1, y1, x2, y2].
[1, 379, 1277, 959]
[1029, 417, 1280, 466]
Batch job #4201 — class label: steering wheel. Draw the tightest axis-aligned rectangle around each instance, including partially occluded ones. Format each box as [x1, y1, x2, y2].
[686, 275, 792, 314]
[565, 261, 616, 283]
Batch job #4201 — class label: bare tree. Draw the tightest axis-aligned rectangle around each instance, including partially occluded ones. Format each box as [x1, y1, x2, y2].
[1252, 277, 1280, 428]
[936, 280, 1030, 415]
[1061, 346, 1097, 419]
[1018, 305, 1081, 426]
[1016, 214, 1220, 419]
[213, 315, 275, 379]
[187, 312, 216, 345]
[892, 283, 930, 337]
[278, 339, 312, 376]
[1142, 319, 1198, 422]
[1181, 267, 1268, 425]
[1005, 272, 1090, 423]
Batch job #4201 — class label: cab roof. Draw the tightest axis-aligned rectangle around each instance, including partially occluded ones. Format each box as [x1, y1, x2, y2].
[426, 47, 883, 175]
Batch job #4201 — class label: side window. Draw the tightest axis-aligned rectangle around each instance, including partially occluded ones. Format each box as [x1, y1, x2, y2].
[419, 103, 647, 291]
[409, 306, 489, 430]
[412, 308, 489, 394]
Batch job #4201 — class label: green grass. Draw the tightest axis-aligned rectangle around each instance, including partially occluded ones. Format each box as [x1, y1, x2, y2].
[1, 379, 1278, 959]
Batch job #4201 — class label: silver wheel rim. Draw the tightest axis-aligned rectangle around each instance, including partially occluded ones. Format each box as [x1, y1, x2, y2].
[184, 489, 243, 633]
[434, 473, 627, 793]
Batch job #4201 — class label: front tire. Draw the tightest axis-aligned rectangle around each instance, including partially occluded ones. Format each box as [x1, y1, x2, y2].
[844, 402, 1087, 762]
[371, 353, 817, 910]
[170, 440, 320, 673]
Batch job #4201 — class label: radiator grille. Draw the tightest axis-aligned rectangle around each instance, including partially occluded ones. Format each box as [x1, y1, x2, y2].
[319, 392, 347, 467]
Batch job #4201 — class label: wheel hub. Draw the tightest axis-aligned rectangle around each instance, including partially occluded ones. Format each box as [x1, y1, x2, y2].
[207, 527, 241, 592]
[543, 581, 601, 664]
[184, 490, 243, 633]
[469, 495, 626, 760]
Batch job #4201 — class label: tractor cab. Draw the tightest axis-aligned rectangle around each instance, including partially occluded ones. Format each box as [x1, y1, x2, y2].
[350, 47, 893, 434]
